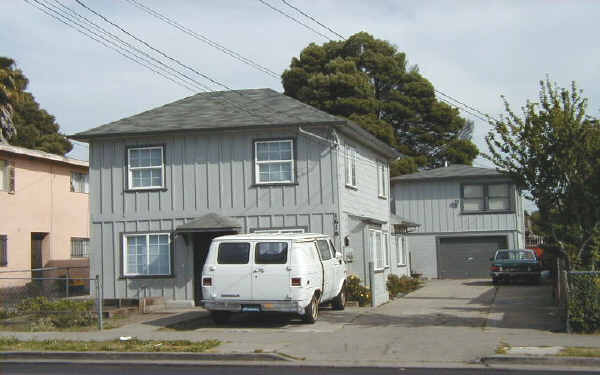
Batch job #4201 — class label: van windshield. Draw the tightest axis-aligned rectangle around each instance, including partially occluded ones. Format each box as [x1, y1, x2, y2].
[217, 242, 250, 264]
[255, 242, 288, 264]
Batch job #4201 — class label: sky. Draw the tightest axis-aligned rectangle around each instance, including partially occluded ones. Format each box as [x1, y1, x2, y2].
[2, 0, 599, 211]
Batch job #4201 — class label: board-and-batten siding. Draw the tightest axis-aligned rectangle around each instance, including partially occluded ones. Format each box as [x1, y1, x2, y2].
[392, 179, 518, 234]
[88, 128, 340, 300]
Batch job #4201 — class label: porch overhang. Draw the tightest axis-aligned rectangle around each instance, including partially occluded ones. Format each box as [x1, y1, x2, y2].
[174, 213, 241, 243]
[390, 214, 420, 234]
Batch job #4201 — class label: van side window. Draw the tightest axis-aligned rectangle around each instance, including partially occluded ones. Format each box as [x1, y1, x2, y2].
[217, 243, 250, 264]
[316, 240, 332, 261]
[328, 240, 338, 256]
[256, 242, 288, 264]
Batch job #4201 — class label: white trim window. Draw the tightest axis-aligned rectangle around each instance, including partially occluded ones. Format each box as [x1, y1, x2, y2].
[377, 160, 387, 198]
[395, 235, 407, 266]
[123, 233, 171, 276]
[127, 146, 164, 190]
[383, 232, 390, 267]
[369, 229, 384, 270]
[70, 172, 89, 193]
[255, 139, 294, 184]
[345, 145, 357, 188]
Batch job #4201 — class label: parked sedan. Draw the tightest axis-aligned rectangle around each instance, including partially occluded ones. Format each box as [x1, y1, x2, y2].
[490, 249, 542, 284]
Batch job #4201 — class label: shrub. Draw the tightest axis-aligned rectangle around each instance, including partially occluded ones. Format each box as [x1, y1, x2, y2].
[345, 275, 372, 307]
[15, 297, 96, 329]
[568, 272, 600, 333]
[386, 274, 423, 299]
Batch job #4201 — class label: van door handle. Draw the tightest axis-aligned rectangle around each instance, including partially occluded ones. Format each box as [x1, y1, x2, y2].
[254, 268, 264, 273]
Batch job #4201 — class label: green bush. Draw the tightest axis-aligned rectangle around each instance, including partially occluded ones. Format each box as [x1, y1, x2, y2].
[15, 297, 96, 329]
[345, 275, 372, 307]
[568, 272, 600, 333]
[386, 274, 422, 299]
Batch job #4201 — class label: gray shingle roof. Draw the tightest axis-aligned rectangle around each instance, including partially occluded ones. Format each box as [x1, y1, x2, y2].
[175, 213, 241, 233]
[391, 164, 506, 182]
[71, 88, 399, 158]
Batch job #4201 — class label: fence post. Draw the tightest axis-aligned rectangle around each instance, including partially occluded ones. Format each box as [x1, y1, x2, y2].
[563, 270, 570, 333]
[369, 261, 375, 307]
[65, 267, 70, 299]
[95, 275, 103, 330]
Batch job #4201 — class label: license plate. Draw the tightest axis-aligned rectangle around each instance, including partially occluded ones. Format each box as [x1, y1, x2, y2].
[241, 305, 261, 312]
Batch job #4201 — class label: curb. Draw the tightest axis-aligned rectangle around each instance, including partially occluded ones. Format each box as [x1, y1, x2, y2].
[0, 351, 289, 362]
[481, 355, 600, 367]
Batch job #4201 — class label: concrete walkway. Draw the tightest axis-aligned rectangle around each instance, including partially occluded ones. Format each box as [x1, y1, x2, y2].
[2, 279, 599, 366]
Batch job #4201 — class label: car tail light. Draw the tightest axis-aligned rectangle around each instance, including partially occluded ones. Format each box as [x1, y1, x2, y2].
[490, 266, 500, 272]
[291, 277, 302, 287]
[202, 277, 212, 286]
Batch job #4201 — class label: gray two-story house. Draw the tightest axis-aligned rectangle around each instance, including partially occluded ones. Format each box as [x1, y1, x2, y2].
[72, 88, 409, 307]
[391, 164, 525, 279]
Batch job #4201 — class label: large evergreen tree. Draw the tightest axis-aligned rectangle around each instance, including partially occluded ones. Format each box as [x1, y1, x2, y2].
[282, 32, 478, 174]
[0, 57, 72, 155]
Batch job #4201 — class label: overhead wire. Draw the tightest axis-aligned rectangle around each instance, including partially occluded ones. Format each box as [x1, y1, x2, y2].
[279, 0, 345, 40]
[256, 0, 331, 41]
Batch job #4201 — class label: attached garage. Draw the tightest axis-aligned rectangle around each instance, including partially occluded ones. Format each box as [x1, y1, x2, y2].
[436, 236, 508, 279]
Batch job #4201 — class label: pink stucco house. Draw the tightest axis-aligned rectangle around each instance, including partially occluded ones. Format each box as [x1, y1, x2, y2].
[0, 143, 90, 288]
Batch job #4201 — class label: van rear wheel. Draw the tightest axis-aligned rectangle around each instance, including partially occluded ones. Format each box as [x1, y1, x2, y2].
[331, 285, 346, 311]
[211, 311, 231, 325]
[302, 295, 319, 324]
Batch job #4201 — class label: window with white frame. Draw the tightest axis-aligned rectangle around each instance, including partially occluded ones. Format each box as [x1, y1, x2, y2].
[71, 238, 89, 258]
[383, 232, 390, 267]
[394, 235, 407, 266]
[369, 229, 384, 270]
[70, 172, 89, 193]
[377, 160, 387, 198]
[127, 146, 164, 190]
[254, 139, 294, 184]
[345, 145, 357, 188]
[0, 160, 7, 191]
[123, 233, 171, 276]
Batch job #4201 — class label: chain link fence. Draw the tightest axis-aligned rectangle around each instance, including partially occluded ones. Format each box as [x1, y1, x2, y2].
[0, 267, 103, 331]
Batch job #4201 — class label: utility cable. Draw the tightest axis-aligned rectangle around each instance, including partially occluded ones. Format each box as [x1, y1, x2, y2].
[280, 0, 345, 40]
[256, 0, 331, 41]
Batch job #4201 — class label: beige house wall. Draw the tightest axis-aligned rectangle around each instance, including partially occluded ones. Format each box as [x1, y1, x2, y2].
[0, 150, 89, 287]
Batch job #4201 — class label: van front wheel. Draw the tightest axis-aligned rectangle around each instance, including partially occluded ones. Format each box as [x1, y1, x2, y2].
[302, 295, 319, 324]
[331, 285, 346, 310]
[211, 311, 231, 325]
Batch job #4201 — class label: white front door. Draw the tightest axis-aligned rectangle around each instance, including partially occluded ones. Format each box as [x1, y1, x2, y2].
[251, 241, 291, 300]
[211, 242, 253, 300]
[316, 239, 337, 300]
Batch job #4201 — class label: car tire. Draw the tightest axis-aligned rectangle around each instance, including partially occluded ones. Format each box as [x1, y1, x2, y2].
[211, 311, 231, 325]
[331, 285, 346, 311]
[302, 294, 319, 324]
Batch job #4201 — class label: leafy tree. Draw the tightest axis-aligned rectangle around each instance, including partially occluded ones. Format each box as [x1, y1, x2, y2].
[485, 78, 600, 270]
[282, 32, 478, 174]
[0, 57, 71, 155]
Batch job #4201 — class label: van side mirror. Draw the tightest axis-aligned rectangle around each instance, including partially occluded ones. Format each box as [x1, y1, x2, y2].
[344, 236, 350, 247]
[335, 251, 342, 260]
[344, 247, 353, 263]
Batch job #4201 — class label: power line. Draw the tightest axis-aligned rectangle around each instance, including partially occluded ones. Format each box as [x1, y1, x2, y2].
[123, 0, 280, 80]
[279, 0, 345, 40]
[256, 0, 332, 41]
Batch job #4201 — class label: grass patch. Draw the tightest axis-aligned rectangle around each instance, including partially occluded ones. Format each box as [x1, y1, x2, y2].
[0, 337, 220, 353]
[559, 347, 600, 357]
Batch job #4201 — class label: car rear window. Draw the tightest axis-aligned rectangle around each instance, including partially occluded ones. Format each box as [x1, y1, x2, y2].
[255, 242, 288, 264]
[217, 242, 250, 264]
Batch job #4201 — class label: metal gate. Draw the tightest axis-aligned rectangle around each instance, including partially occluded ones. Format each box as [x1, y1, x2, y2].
[437, 236, 508, 278]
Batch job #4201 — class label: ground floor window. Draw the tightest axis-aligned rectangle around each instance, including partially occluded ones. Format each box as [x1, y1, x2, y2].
[369, 229, 385, 270]
[0, 235, 7, 266]
[123, 233, 171, 276]
[71, 238, 89, 258]
[394, 235, 407, 266]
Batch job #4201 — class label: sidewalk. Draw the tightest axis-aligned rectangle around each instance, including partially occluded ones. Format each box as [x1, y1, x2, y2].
[1, 279, 599, 368]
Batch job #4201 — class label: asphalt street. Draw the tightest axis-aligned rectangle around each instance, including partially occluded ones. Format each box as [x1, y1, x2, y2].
[1, 364, 599, 375]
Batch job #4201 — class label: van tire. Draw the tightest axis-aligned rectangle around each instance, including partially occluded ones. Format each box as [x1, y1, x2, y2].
[211, 311, 231, 325]
[302, 295, 319, 324]
[331, 285, 346, 310]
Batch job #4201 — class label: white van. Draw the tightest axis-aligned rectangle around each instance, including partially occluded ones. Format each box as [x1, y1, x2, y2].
[201, 233, 346, 324]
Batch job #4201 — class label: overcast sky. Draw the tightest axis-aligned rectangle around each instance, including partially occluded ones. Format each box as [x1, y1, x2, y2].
[2, 0, 599, 210]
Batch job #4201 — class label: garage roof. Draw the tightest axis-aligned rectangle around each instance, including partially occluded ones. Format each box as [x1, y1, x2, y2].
[391, 164, 506, 182]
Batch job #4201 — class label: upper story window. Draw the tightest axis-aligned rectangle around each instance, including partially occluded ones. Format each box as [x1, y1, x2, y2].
[127, 146, 164, 190]
[377, 160, 387, 198]
[71, 237, 89, 258]
[254, 139, 294, 184]
[0, 159, 15, 194]
[462, 183, 512, 213]
[70, 172, 89, 193]
[345, 145, 357, 188]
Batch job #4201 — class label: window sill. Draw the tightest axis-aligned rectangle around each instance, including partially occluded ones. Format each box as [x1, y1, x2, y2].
[345, 184, 358, 190]
[252, 182, 299, 187]
[374, 268, 385, 274]
[120, 274, 174, 279]
[461, 210, 515, 215]
[397, 263, 407, 267]
[124, 188, 168, 193]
